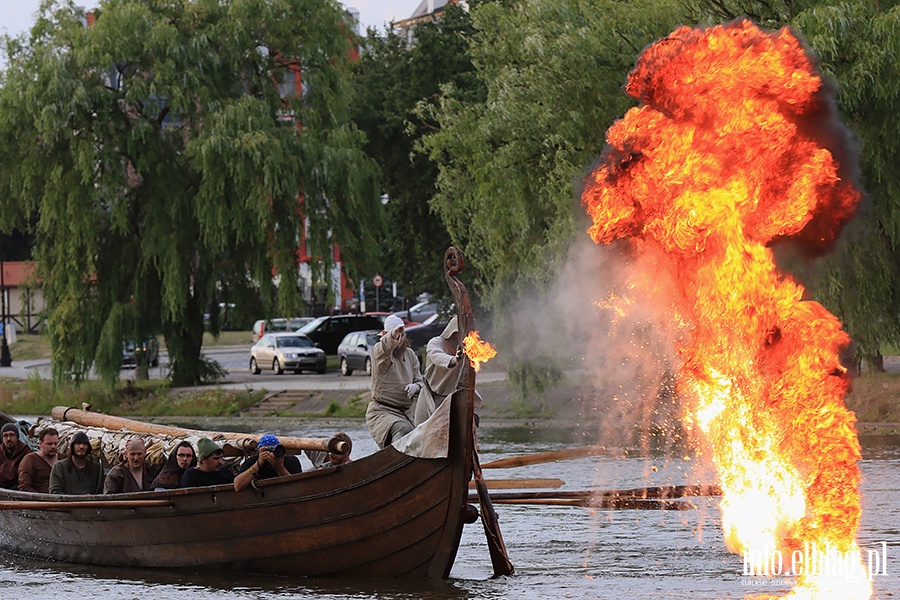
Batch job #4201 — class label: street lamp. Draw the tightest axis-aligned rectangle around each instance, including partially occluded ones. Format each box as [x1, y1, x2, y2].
[0, 253, 11, 367]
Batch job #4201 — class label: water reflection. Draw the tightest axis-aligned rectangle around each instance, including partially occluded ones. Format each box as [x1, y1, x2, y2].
[1, 423, 896, 599]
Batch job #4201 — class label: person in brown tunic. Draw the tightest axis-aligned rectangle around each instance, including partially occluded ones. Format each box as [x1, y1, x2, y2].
[104, 438, 160, 494]
[0, 423, 31, 489]
[18, 427, 59, 493]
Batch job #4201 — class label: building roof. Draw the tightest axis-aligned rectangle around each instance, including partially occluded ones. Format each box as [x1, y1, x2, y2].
[0, 262, 37, 287]
[393, 0, 453, 30]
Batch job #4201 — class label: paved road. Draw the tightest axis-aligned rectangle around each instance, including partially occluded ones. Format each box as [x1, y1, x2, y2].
[9, 344, 886, 389]
[0, 345, 508, 391]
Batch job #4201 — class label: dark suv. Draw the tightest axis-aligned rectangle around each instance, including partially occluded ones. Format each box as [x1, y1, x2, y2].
[297, 314, 384, 354]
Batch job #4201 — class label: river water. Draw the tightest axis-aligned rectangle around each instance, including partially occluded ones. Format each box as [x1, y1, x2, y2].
[1, 422, 897, 599]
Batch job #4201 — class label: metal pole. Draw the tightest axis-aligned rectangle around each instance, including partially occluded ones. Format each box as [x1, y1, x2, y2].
[0, 252, 11, 367]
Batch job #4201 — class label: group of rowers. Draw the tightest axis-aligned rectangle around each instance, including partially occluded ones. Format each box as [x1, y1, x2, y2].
[0, 422, 352, 495]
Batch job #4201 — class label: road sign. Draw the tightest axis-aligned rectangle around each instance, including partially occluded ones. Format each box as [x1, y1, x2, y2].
[373, 274, 384, 288]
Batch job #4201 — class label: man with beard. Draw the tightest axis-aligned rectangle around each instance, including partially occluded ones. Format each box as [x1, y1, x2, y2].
[104, 438, 160, 493]
[18, 427, 60, 493]
[181, 438, 234, 487]
[0, 423, 31, 489]
[366, 315, 424, 448]
[49, 431, 104, 495]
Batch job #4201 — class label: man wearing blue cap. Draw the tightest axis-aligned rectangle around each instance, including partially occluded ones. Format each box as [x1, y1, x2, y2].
[233, 434, 302, 492]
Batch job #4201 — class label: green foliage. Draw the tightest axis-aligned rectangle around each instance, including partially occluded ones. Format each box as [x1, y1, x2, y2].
[321, 394, 366, 417]
[679, 0, 824, 26]
[351, 3, 484, 299]
[0, 377, 263, 417]
[421, 0, 684, 306]
[419, 0, 684, 405]
[0, 0, 382, 388]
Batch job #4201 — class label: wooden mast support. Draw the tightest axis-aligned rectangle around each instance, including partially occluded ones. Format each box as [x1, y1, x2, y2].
[49, 406, 349, 454]
[444, 246, 514, 577]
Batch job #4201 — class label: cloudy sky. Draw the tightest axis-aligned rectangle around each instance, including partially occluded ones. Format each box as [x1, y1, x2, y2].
[2, 0, 417, 41]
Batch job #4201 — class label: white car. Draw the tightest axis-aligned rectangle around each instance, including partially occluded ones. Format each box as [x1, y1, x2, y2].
[250, 333, 326, 375]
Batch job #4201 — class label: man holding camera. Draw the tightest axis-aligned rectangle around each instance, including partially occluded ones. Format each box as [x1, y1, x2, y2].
[234, 434, 302, 492]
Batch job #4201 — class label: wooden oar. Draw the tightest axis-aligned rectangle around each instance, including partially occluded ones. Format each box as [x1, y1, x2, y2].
[481, 445, 605, 469]
[50, 406, 349, 454]
[0, 499, 172, 511]
[476, 484, 720, 502]
[469, 485, 720, 509]
[467, 478, 565, 490]
[480, 495, 693, 510]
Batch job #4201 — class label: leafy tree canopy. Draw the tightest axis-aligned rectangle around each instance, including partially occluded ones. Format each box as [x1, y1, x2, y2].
[350, 2, 484, 302]
[420, 0, 685, 305]
[0, 0, 382, 386]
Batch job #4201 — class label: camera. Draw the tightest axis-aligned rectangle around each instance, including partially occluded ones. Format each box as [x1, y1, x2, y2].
[272, 444, 286, 459]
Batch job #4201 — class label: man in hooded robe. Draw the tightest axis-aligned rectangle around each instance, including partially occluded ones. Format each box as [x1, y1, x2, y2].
[49, 431, 104, 495]
[414, 316, 466, 425]
[366, 315, 424, 448]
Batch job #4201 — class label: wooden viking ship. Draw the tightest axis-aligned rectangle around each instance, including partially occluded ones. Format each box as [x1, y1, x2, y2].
[0, 390, 472, 578]
[0, 247, 513, 579]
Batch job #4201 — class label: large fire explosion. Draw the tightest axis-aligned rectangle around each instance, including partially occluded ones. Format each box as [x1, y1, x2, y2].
[582, 20, 871, 598]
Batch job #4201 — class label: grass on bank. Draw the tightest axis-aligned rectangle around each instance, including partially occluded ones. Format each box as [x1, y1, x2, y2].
[8, 331, 255, 362]
[846, 371, 900, 423]
[0, 377, 264, 418]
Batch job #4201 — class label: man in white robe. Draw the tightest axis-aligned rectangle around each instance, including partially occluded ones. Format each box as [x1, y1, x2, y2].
[415, 316, 465, 425]
[366, 315, 424, 448]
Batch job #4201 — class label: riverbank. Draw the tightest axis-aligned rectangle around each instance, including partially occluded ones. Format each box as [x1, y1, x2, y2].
[3, 356, 898, 429]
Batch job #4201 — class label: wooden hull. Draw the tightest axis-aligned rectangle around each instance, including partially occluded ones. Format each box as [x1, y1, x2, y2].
[0, 393, 474, 579]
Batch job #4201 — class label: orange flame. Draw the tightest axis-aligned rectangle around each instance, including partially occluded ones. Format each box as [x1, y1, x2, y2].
[463, 331, 497, 372]
[582, 21, 870, 598]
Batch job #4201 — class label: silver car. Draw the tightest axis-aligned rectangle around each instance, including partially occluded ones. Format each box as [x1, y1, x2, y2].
[250, 333, 327, 375]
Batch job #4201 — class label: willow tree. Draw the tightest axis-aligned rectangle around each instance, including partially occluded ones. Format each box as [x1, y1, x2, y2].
[0, 0, 382, 386]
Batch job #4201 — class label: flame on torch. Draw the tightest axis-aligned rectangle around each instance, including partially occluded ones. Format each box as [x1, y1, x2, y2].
[463, 331, 497, 372]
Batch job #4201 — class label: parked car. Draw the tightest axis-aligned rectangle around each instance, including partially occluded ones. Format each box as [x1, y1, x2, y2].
[122, 339, 160, 368]
[405, 314, 450, 354]
[252, 317, 314, 340]
[337, 330, 381, 376]
[296, 314, 384, 355]
[393, 301, 438, 324]
[250, 333, 326, 375]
